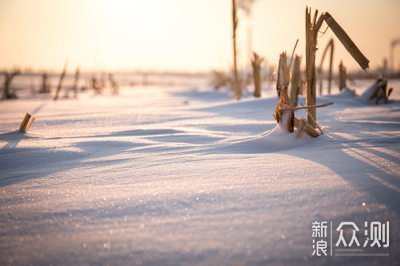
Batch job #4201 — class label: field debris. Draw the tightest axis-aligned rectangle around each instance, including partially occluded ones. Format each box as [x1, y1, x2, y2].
[19, 112, 35, 133]
[360, 77, 394, 104]
[274, 51, 334, 138]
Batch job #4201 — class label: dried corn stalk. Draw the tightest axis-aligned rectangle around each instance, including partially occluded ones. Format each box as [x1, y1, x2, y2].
[276, 53, 291, 98]
[280, 102, 333, 112]
[91, 77, 102, 94]
[324, 13, 369, 70]
[305, 7, 318, 128]
[318, 38, 334, 95]
[294, 118, 320, 138]
[251, 52, 263, 98]
[53, 61, 68, 101]
[274, 52, 294, 132]
[39, 72, 51, 94]
[290, 55, 302, 106]
[305, 7, 369, 128]
[2, 68, 21, 100]
[232, 0, 241, 100]
[72, 67, 80, 98]
[275, 50, 333, 138]
[339, 61, 347, 91]
[19, 113, 35, 133]
[369, 78, 393, 104]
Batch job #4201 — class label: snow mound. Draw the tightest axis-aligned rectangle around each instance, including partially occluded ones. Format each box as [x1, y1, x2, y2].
[224, 123, 314, 153]
[333, 88, 357, 98]
[358, 82, 378, 103]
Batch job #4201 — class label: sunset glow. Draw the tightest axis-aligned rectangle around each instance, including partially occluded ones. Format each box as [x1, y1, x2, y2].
[0, 0, 399, 72]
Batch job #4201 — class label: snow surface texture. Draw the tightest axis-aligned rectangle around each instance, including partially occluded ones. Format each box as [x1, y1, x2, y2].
[1, 80, 400, 265]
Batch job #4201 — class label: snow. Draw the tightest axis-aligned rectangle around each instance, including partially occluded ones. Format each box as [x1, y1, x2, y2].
[0, 79, 400, 265]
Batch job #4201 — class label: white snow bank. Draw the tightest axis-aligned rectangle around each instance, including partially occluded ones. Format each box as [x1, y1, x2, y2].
[0, 83, 399, 265]
[221, 123, 314, 154]
[358, 82, 379, 103]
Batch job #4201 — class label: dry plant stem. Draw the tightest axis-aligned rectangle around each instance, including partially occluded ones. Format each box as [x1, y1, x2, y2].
[39, 73, 50, 94]
[232, 0, 241, 100]
[276, 53, 290, 98]
[53, 61, 68, 101]
[294, 118, 320, 138]
[294, 118, 306, 138]
[2, 69, 20, 100]
[73, 67, 80, 98]
[318, 38, 334, 94]
[290, 55, 301, 106]
[91, 77, 102, 94]
[274, 48, 326, 138]
[19, 113, 35, 133]
[305, 7, 317, 128]
[324, 13, 369, 70]
[369, 78, 391, 104]
[339, 61, 347, 91]
[305, 7, 370, 127]
[301, 103, 324, 134]
[25, 116, 35, 132]
[289, 39, 299, 67]
[251, 52, 263, 98]
[274, 52, 294, 132]
[280, 101, 333, 112]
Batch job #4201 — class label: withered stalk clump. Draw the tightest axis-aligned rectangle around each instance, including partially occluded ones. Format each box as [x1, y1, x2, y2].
[305, 7, 369, 128]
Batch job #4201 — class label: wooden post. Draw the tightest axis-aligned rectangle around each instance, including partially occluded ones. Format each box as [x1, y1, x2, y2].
[290, 55, 301, 106]
[232, 0, 241, 100]
[53, 61, 68, 101]
[251, 52, 263, 98]
[318, 38, 334, 95]
[339, 61, 347, 91]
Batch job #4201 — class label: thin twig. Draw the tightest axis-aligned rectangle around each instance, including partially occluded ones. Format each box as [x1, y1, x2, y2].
[280, 101, 333, 111]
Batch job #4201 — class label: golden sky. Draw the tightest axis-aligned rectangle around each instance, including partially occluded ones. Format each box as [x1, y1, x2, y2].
[0, 0, 399, 72]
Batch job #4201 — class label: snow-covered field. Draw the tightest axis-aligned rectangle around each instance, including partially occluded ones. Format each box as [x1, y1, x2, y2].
[0, 80, 399, 265]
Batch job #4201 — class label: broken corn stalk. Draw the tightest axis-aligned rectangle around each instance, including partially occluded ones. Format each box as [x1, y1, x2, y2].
[19, 113, 35, 133]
